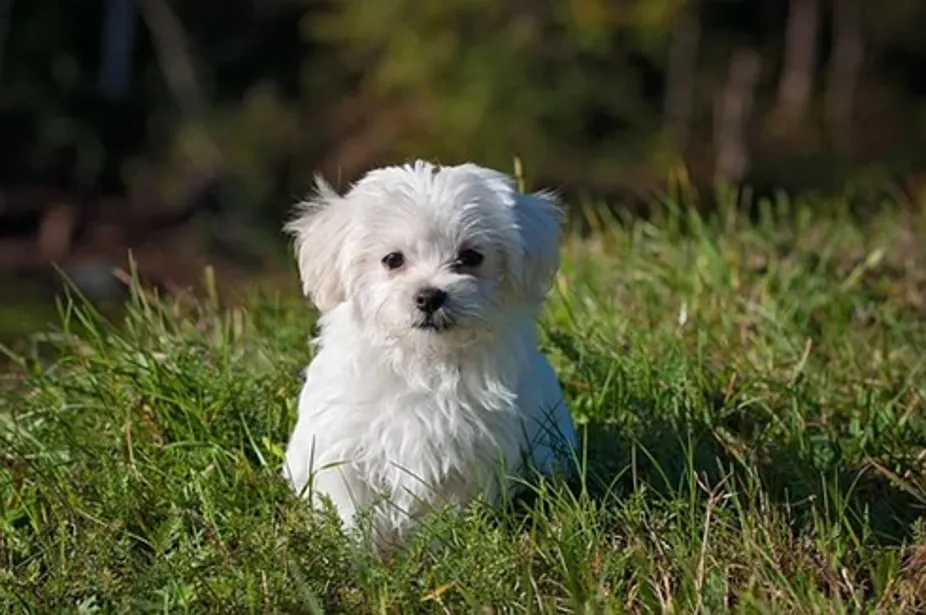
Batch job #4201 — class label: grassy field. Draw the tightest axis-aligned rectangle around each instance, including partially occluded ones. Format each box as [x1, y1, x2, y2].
[2, 193, 926, 613]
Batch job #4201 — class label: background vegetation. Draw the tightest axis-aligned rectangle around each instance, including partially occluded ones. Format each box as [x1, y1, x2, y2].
[3, 0, 925, 317]
[3, 0, 926, 217]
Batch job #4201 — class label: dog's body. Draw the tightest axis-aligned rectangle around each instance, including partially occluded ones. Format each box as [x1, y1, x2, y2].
[282, 161, 576, 550]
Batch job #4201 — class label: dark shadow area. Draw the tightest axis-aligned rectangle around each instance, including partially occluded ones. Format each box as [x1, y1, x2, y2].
[558, 384, 926, 549]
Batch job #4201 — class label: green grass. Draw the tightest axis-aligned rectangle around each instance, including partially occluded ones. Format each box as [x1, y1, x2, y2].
[3, 193, 926, 613]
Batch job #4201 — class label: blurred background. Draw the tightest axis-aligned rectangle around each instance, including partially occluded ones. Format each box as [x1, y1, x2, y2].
[1, 0, 925, 339]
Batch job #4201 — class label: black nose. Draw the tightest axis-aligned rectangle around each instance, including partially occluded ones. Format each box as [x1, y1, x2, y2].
[415, 287, 447, 313]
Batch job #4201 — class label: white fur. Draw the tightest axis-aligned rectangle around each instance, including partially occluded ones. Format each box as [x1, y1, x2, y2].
[281, 160, 577, 552]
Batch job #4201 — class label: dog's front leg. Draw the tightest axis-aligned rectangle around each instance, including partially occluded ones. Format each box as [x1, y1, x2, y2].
[306, 464, 373, 530]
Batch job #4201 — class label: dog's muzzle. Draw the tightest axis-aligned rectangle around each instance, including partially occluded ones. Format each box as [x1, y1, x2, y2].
[413, 287, 454, 331]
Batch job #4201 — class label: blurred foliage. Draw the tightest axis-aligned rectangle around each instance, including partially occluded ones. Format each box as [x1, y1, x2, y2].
[315, 0, 671, 187]
[1, 0, 926, 224]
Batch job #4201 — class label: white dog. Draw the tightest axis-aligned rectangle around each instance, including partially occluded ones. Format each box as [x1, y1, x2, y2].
[281, 160, 577, 552]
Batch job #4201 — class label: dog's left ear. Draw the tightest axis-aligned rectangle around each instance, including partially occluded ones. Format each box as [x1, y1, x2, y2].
[285, 176, 353, 312]
[510, 189, 563, 303]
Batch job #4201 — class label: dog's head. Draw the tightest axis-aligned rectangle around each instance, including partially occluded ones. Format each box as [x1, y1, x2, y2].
[286, 161, 561, 346]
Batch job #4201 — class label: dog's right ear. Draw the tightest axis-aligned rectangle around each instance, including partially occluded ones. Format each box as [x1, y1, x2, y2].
[285, 176, 352, 312]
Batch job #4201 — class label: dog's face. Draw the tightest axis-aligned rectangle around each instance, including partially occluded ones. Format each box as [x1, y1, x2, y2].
[287, 161, 561, 346]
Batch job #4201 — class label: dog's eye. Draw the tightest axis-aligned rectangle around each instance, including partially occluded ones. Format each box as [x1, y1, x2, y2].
[455, 249, 484, 268]
[382, 252, 405, 270]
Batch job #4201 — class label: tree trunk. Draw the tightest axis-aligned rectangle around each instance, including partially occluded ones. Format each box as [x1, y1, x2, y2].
[662, 0, 701, 149]
[99, 0, 138, 102]
[137, 0, 207, 120]
[776, 0, 820, 126]
[714, 48, 762, 185]
[825, 0, 863, 151]
[0, 0, 12, 80]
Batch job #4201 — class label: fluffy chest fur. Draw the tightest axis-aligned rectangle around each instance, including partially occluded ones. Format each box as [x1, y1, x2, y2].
[282, 310, 558, 546]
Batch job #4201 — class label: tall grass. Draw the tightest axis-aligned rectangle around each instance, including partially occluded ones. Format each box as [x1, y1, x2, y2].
[2, 194, 925, 613]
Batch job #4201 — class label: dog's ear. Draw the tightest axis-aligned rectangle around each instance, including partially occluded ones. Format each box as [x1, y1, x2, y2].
[285, 176, 353, 312]
[511, 190, 563, 302]
[457, 163, 563, 303]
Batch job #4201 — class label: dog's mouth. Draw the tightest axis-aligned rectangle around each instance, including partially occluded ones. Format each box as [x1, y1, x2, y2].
[412, 312, 455, 332]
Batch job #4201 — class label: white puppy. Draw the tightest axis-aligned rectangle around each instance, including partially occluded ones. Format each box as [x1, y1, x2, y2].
[282, 160, 576, 552]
